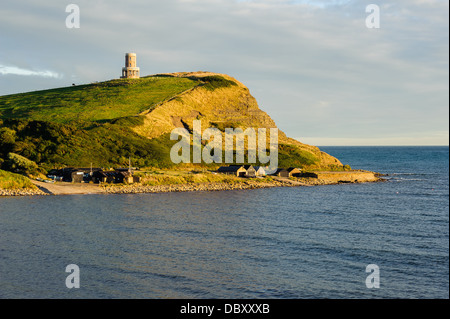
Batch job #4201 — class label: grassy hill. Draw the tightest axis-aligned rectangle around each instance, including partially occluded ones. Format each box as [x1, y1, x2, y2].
[0, 76, 198, 125]
[0, 72, 345, 172]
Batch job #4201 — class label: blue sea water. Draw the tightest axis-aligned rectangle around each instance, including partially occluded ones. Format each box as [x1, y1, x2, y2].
[0, 146, 448, 299]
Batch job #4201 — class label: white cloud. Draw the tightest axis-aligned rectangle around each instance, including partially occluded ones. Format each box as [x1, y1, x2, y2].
[0, 65, 62, 78]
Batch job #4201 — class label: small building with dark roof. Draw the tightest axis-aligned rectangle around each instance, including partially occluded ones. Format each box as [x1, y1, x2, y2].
[115, 171, 134, 184]
[92, 171, 109, 184]
[92, 170, 137, 184]
[217, 165, 247, 177]
[253, 166, 266, 176]
[243, 165, 257, 178]
[71, 170, 85, 183]
[287, 167, 302, 177]
[272, 168, 289, 178]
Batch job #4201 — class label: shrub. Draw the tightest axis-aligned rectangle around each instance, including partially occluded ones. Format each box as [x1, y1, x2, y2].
[4, 152, 39, 175]
[197, 76, 238, 91]
[0, 127, 16, 144]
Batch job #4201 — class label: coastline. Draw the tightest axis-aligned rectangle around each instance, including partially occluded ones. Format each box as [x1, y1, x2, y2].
[101, 178, 305, 195]
[0, 188, 49, 196]
[0, 171, 383, 197]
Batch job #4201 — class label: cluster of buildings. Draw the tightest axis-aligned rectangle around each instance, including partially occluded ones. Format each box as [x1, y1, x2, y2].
[217, 165, 303, 178]
[47, 167, 140, 184]
[45, 165, 303, 185]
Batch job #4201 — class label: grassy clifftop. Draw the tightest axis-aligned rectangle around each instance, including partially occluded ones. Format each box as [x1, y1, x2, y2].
[0, 72, 344, 171]
[0, 76, 198, 125]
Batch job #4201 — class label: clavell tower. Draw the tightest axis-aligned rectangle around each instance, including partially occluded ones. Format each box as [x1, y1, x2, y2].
[121, 53, 140, 79]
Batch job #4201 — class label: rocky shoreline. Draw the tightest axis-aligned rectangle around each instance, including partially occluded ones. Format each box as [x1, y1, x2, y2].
[101, 175, 383, 195]
[1, 172, 384, 197]
[102, 181, 282, 194]
[0, 188, 49, 196]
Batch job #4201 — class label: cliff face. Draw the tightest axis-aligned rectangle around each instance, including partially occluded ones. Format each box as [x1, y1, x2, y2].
[132, 72, 343, 169]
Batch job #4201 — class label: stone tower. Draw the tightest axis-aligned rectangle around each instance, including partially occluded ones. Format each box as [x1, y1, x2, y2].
[121, 53, 140, 79]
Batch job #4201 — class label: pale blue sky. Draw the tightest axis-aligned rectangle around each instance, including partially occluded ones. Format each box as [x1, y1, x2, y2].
[0, 0, 448, 145]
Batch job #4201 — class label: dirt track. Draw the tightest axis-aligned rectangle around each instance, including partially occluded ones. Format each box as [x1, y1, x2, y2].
[31, 180, 106, 195]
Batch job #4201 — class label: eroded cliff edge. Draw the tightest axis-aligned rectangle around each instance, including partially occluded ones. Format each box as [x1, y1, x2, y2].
[133, 72, 343, 170]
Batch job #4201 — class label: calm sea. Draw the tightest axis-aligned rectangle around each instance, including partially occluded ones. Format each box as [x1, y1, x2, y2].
[0, 146, 448, 299]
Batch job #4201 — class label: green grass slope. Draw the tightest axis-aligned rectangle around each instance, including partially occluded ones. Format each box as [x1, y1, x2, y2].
[0, 169, 36, 190]
[0, 76, 198, 125]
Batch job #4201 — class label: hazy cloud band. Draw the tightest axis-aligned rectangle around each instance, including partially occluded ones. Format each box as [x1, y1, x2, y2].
[0, 65, 62, 78]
